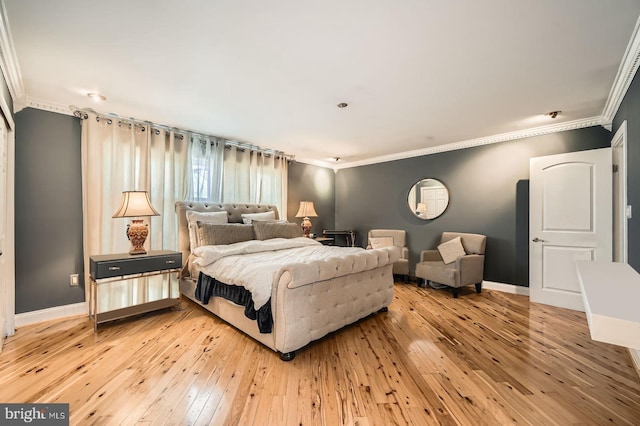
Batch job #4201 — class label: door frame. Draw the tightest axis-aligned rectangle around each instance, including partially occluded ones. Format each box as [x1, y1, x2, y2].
[0, 91, 15, 339]
[612, 121, 628, 263]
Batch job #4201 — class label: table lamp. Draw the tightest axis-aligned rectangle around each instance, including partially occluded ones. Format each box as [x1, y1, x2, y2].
[113, 191, 160, 255]
[295, 201, 318, 237]
[416, 202, 427, 217]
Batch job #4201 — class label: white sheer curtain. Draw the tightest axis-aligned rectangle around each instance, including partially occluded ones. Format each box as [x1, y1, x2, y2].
[81, 113, 189, 310]
[223, 145, 258, 203]
[186, 135, 224, 202]
[81, 110, 288, 309]
[222, 146, 288, 217]
[260, 152, 288, 218]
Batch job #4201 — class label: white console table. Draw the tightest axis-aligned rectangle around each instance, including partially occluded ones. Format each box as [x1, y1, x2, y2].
[576, 261, 640, 350]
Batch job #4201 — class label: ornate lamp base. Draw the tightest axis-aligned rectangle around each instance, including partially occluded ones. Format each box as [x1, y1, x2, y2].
[301, 217, 312, 238]
[127, 219, 149, 255]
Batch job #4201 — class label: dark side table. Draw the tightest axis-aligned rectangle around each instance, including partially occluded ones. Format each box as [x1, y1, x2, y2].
[313, 237, 334, 245]
[89, 250, 182, 330]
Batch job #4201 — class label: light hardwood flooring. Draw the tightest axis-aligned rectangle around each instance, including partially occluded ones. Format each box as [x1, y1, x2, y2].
[1, 283, 639, 425]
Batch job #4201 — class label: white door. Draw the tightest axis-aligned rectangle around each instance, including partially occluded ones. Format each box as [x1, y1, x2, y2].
[530, 148, 612, 311]
[420, 187, 448, 219]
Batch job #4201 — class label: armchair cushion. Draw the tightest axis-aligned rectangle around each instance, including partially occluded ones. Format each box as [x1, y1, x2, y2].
[437, 236, 466, 264]
[369, 237, 394, 249]
[420, 249, 442, 262]
[442, 232, 485, 255]
[367, 229, 409, 278]
[416, 261, 459, 286]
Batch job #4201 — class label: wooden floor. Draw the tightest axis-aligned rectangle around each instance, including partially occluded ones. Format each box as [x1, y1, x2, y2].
[1, 283, 639, 425]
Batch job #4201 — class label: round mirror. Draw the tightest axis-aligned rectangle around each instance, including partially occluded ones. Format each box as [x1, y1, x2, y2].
[407, 178, 449, 220]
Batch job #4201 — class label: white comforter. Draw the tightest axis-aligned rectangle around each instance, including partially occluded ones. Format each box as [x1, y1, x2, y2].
[193, 237, 363, 310]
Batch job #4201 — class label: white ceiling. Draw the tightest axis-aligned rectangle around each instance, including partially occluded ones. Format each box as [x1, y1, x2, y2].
[4, 0, 640, 168]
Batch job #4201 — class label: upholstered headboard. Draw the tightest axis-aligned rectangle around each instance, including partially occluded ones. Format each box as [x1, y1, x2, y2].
[175, 201, 280, 265]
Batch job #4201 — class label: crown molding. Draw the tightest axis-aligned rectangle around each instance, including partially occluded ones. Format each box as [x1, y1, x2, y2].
[0, 0, 24, 105]
[293, 156, 339, 170]
[24, 96, 74, 116]
[18, 97, 609, 172]
[332, 116, 607, 170]
[602, 15, 640, 122]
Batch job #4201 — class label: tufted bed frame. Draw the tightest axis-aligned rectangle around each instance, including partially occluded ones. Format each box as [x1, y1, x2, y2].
[176, 201, 398, 361]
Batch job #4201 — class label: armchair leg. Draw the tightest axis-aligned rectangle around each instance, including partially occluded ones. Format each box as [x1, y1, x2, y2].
[475, 282, 482, 293]
[452, 288, 459, 298]
[404, 275, 409, 284]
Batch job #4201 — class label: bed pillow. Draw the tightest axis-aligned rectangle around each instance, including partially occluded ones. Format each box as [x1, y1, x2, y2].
[369, 237, 394, 249]
[241, 210, 276, 224]
[186, 210, 229, 248]
[253, 221, 302, 240]
[197, 223, 255, 246]
[437, 236, 466, 264]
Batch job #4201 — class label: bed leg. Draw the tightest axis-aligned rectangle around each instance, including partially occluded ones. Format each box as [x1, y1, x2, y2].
[379, 306, 389, 313]
[279, 351, 296, 361]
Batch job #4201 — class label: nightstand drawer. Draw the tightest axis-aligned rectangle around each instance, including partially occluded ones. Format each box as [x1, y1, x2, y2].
[90, 250, 182, 279]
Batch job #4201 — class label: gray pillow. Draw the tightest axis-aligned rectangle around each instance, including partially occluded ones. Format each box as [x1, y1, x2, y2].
[253, 221, 303, 240]
[186, 210, 229, 248]
[197, 223, 255, 246]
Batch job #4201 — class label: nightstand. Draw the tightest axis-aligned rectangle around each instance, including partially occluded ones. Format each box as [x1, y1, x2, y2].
[322, 230, 356, 247]
[89, 250, 182, 330]
[313, 237, 334, 246]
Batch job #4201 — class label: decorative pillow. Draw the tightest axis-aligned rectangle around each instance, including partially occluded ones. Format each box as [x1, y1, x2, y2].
[369, 237, 394, 249]
[253, 221, 302, 240]
[241, 211, 276, 224]
[196, 223, 255, 246]
[186, 210, 229, 248]
[437, 236, 466, 264]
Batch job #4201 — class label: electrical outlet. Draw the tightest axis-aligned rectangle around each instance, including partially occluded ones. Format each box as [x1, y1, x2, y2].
[70, 274, 79, 287]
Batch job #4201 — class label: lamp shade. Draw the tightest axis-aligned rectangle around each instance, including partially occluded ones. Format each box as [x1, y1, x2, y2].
[113, 191, 160, 218]
[295, 201, 318, 218]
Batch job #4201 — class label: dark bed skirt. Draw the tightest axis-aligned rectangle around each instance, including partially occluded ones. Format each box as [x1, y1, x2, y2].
[194, 272, 273, 333]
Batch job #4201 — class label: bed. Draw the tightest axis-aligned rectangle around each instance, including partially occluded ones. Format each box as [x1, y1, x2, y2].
[176, 202, 400, 361]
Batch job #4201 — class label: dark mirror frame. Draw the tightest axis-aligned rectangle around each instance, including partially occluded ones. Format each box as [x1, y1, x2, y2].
[407, 178, 449, 220]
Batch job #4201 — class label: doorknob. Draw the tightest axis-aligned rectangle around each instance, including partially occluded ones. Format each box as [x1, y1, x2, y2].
[532, 237, 547, 242]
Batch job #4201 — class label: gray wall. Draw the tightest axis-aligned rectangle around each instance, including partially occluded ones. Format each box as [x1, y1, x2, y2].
[612, 69, 640, 272]
[10, 108, 618, 313]
[335, 127, 611, 286]
[287, 162, 335, 236]
[15, 108, 84, 313]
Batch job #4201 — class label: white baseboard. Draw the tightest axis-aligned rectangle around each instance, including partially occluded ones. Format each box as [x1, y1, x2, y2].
[15, 302, 87, 328]
[482, 280, 530, 296]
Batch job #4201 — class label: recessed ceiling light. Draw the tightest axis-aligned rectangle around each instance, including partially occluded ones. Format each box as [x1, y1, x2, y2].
[337, 102, 348, 108]
[87, 92, 106, 102]
[547, 110, 561, 119]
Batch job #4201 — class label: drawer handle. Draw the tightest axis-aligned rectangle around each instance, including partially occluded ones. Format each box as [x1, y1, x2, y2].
[108, 266, 121, 271]
[165, 260, 176, 264]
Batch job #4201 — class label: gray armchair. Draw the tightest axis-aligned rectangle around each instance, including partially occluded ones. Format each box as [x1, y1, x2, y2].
[366, 229, 410, 283]
[415, 232, 486, 298]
